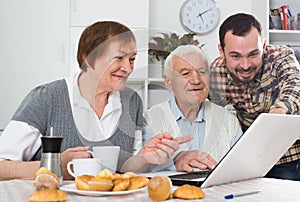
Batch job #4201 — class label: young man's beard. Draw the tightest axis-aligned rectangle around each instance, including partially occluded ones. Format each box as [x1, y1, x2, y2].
[231, 65, 258, 83]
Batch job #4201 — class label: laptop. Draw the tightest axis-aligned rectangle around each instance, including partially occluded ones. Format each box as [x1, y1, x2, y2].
[168, 113, 300, 188]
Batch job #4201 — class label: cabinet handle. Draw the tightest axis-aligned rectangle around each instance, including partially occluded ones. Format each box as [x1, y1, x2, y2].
[72, 43, 77, 62]
[73, 0, 78, 11]
[62, 43, 67, 63]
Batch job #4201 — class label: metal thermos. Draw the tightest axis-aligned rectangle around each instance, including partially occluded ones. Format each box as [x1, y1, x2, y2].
[40, 135, 63, 185]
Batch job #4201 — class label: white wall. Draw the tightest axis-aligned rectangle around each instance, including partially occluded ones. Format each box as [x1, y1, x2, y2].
[149, 0, 255, 62]
[0, 0, 266, 129]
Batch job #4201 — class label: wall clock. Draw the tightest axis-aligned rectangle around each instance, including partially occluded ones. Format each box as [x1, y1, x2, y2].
[180, 0, 220, 35]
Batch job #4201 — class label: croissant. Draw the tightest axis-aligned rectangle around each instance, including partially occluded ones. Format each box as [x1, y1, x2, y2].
[29, 189, 67, 202]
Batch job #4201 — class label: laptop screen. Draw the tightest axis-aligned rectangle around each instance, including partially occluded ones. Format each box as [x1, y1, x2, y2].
[167, 114, 300, 188]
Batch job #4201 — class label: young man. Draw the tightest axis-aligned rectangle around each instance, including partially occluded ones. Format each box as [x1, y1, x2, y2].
[209, 13, 300, 180]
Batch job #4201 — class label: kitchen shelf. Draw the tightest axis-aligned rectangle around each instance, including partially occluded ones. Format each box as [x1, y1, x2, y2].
[269, 30, 300, 42]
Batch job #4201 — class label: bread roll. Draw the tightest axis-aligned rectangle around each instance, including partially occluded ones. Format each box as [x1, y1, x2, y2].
[75, 175, 93, 191]
[173, 184, 205, 199]
[75, 173, 114, 191]
[95, 169, 113, 180]
[121, 172, 137, 179]
[112, 173, 122, 181]
[112, 178, 130, 191]
[88, 177, 114, 191]
[28, 189, 67, 202]
[147, 176, 172, 201]
[127, 176, 149, 190]
[34, 167, 60, 191]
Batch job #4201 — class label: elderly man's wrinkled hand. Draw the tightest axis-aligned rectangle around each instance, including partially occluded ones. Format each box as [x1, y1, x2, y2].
[174, 150, 217, 172]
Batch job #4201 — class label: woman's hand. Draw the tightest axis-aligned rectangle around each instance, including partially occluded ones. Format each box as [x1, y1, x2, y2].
[61, 146, 91, 179]
[140, 132, 193, 165]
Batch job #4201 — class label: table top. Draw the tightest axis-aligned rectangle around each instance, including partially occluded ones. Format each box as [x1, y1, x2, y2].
[1, 177, 300, 201]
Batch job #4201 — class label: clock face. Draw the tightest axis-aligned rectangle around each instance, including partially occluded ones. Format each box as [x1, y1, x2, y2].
[180, 0, 220, 35]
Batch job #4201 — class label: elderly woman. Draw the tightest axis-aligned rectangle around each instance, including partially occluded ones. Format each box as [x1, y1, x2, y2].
[0, 21, 191, 180]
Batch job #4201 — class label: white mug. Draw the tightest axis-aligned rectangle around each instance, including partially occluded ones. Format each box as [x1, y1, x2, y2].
[90, 146, 120, 173]
[67, 158, 102, 177]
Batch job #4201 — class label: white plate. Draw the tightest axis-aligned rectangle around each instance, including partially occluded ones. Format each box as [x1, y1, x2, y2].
[60, 183, 146, 196]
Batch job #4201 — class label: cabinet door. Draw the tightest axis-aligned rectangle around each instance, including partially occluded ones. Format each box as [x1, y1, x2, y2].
[69, 27, 85, 76]
[0, 0, 70, 129]
[70, 0, 148, 27]
[69, 0, 149, 79]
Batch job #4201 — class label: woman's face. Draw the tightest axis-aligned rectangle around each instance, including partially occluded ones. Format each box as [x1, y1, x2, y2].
[92, 40, 137, 92]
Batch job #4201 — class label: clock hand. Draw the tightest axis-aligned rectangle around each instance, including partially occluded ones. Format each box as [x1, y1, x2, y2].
[197, 8, 212, 17]
[198, 15, 204, 23]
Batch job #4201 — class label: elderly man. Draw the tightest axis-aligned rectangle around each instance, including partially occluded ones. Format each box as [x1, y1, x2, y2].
[143, 45, 242, 172]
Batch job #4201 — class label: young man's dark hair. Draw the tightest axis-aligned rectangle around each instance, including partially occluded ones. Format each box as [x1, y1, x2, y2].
[219, 13, 262, 50]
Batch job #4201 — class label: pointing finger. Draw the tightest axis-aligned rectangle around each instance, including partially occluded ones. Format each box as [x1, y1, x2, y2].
[174, 135, 194, 144]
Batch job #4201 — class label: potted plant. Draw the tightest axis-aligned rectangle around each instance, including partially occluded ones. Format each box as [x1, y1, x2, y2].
[148, 32, 204, 77]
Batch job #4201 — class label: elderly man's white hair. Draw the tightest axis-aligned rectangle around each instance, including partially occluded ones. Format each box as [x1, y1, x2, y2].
[164, 45, 209, 78]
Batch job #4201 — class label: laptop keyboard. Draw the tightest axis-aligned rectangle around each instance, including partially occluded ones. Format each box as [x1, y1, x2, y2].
[168, 170, 211, 186]
[169, 170, 211, 180]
